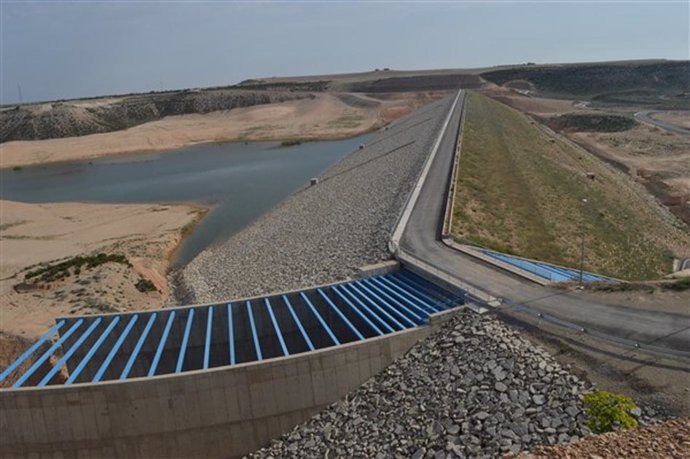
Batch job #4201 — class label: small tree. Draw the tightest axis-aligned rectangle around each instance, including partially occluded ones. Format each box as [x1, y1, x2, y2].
[582, 391, 638, 433]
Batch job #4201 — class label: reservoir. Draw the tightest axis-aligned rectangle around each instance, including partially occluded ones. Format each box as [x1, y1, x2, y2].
[0, 135, 370, 266]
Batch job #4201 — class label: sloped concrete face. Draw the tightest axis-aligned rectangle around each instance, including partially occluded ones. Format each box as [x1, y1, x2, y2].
[0, 322, 443, 458]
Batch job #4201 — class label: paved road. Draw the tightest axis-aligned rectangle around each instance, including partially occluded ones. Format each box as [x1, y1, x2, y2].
[634, 110, 690, 136]
[401, 91, 690, 357]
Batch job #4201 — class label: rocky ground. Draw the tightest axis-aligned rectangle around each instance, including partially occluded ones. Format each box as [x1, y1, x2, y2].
[515, 417, 690, 458]
[181, 96, 453, 303]
[250, 311, 596, 458]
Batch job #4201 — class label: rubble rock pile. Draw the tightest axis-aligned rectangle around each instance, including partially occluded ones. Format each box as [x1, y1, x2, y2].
[250, 311, 592, 458]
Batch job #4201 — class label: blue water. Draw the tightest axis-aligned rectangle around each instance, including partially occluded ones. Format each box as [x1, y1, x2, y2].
[1, 135, 370, 266]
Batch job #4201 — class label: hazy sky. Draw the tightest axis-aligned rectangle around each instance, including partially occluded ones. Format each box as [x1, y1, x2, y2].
[2, 1, 688, 103]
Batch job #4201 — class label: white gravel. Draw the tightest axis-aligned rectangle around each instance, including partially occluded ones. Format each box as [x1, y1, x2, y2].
[180, 96, 454, 303]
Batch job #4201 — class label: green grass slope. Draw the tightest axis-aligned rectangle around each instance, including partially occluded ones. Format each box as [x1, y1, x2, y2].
[452, 92, 690, 280]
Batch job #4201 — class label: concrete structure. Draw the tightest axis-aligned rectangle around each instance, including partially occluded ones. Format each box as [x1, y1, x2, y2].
[0, 271, 464, 458]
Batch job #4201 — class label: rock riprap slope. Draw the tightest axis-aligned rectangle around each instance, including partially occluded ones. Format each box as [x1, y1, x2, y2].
[181, 96, 453, 303]
[250, 311, 591, 458]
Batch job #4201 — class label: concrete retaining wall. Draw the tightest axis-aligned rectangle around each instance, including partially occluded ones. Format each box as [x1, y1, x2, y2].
[0, 312, 456, 458]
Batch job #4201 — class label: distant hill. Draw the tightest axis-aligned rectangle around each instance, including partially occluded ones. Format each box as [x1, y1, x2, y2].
[4, 60, 686, 143]
[480, 60, 690, 109]
[0, 90, 310, 143]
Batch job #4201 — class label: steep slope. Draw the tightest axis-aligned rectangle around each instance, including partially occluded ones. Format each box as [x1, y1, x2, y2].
[451, 92, 690, 280]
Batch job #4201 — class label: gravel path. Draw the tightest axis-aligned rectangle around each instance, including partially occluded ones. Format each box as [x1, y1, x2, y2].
[180, 96, 453, 303]
[249, 311, 593, 458]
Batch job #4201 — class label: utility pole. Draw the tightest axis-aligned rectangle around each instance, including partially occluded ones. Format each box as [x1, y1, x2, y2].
[579, 198, 587, 286]
[17, 83, 23, 104]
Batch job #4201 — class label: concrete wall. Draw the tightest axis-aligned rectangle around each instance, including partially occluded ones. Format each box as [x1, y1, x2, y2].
[0, 312, 456, 458]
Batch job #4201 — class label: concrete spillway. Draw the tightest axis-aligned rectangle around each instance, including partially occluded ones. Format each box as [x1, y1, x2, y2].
[0, 269, 466, 458]
[2, 271, 462, 389]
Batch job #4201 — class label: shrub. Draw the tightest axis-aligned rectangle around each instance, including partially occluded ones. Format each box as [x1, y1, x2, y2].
[25, 253, 130, 283]
[582, 391, 638, 433]
[661, 277, 690, 292]
[135, 278, 157, 293]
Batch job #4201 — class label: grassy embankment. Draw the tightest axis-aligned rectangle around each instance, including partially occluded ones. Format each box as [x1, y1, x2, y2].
[451, 92, 690, 280]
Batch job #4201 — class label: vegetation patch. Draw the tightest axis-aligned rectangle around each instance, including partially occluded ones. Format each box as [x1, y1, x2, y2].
[135, 278, 157, 293]
[583, 391, 638, 433]
[661, 276, 690, 291]
[451, 92, 688, 280]
[24, 253, 130, 283]
[280, 139, 303, 147]
[546, 114, 637, 133]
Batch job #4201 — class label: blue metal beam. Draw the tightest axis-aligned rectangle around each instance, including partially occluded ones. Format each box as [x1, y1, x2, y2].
[389, 274, 451, 307]
[121, 312, 157, 379]
[380, 276, 444, 312]
[13, 319, 84, 388]
[351, 282, 418, 327]
[176, 309, 195, 373]
[66, 316, 120, 384]
[299, 292, 340, 345]
[360, 279, 424, 322]
[264, 298, 289, 356]
[93, 314, 138, 382]
[38, 318, 103, 386]
[329, 286, 384, 335]
[203, 306, 214, 370]
[341, 284, 405, 331]
[396, 272, 458, 306]
[0, 320, 65, 383]
[282, 295, 315, 351]
[334, 285, 394, 333]
[317, 289, 365, 340]
[369, 278, 436, 316]
[147, 311, 174, 377]
[246, 301, 263, 360]
[227, 303, 236, 365]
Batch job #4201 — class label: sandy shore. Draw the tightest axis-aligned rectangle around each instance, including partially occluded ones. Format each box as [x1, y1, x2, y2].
[0, 200, 205, 341]
[0, 92, 445, 169]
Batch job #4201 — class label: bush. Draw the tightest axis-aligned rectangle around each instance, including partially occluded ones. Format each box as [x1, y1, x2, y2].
[582, 391, 638, 433]
[661, 277, 690, 291]
[135, 278, 157, 293]
[25, 253, 130, 283]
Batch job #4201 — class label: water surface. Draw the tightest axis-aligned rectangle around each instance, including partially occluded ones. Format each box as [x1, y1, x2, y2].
[1, 136, 369, 266]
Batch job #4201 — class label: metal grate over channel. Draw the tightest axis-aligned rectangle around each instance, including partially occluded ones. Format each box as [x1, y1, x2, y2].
[1, 271, 464, 388]
[481, 250, 610, 283]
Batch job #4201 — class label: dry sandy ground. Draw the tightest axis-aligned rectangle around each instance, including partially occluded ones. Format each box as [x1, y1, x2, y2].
[570, 124, 690, 197]
[0, 92, 444, 169]
[651, 111, 690, 130]
[0, 200, 203, 341]
[513, 418, 690, 458]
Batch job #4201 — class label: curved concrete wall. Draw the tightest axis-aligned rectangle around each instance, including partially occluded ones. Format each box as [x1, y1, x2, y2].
[0, 312, 456, 458]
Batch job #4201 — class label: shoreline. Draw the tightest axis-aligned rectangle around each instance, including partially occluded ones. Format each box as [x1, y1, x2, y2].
[0, 92, 445, 170]
[0, 200, 204, 341]
[0, 128, 379, 172]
